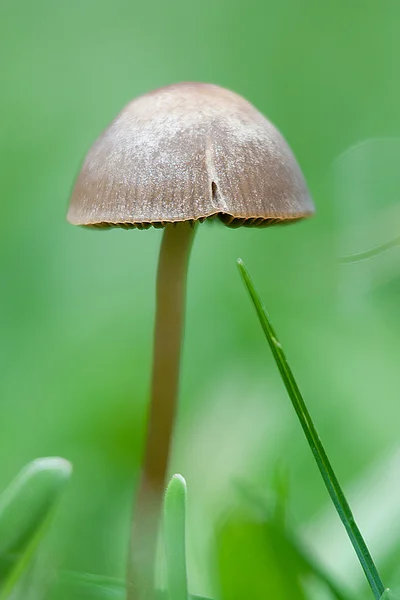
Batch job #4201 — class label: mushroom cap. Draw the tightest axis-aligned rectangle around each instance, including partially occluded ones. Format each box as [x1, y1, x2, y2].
[68, 83, 314, 229]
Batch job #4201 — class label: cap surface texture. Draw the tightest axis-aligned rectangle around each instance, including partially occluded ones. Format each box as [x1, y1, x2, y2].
[68, 83, 314, 229]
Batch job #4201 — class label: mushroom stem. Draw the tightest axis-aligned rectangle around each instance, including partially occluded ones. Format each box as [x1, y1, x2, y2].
[128, 221, 196, 600]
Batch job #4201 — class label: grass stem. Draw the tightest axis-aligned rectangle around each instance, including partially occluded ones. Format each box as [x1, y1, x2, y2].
[237, 258, 385, 600]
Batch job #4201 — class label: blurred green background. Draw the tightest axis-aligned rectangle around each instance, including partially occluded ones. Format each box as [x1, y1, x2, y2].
[1, 0, 400, 598]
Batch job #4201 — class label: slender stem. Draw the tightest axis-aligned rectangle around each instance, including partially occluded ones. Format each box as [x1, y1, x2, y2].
[127, 222, 196, 600]
[237, 259, 385, 600]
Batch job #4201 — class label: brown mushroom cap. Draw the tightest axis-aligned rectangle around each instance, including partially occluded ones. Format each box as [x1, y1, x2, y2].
[68, 82, 314, 229]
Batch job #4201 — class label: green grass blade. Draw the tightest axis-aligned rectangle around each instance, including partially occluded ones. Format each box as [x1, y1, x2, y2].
[219, 482, 353, 600]
[58, 571, 212, 600]
[164, 474, 189, 600]
[237, 258, 385, 600]
[339, 234, 400, 263]
[0, 457, 72, 597]
[380, 591, 399, 600]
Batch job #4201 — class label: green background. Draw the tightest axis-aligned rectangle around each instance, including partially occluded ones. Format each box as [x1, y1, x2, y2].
[1, 0, 400, 598]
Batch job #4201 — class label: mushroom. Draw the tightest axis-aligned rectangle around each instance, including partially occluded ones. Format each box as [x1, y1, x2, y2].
[67, 82, 314, 599]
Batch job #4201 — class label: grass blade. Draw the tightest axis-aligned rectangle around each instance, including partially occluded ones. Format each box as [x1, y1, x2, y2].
[237, 258, 385, 599]
[340, 234, 400, 263]
[0, 457, 72, 597]
[164, 474, 189, 600]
